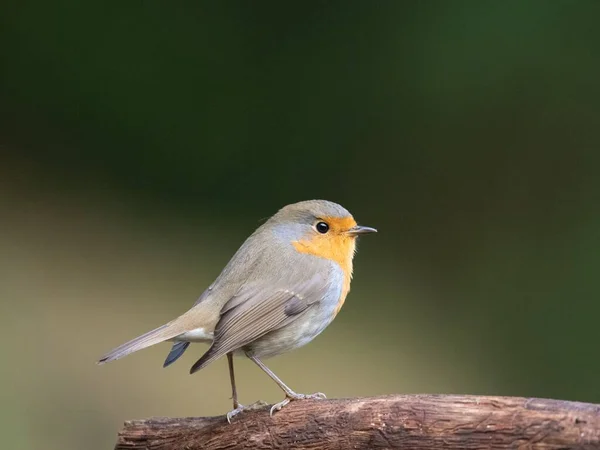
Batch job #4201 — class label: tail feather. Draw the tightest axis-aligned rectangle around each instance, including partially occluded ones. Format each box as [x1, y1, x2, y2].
[98, 323, 185, 364]
[163, 341, 190, 368]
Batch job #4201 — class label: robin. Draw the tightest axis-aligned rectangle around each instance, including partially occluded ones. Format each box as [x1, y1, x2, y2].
[98, 200, 376, 421]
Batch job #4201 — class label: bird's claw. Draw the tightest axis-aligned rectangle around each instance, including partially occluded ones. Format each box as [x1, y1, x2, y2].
[308, 392, 327, 400]
[269, 398, 290, 416]
[226, 400, 269, 423]
[269, 392, 327, 416]
[226, 404, 245, 423]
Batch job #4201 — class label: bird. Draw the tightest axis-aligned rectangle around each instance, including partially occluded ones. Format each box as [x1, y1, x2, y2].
[98, 199, 376, 421]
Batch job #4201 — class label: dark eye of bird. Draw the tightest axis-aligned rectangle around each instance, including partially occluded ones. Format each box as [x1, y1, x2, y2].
[316, 221, 329, 234]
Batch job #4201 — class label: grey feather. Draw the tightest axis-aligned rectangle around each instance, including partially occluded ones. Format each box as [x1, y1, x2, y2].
[163, 341, 190, 367]
[284, 296, 308, 316]
[98, 323, 180, 364]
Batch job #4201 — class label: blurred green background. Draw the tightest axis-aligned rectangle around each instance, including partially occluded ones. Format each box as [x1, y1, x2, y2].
[1, 2, 599, 449]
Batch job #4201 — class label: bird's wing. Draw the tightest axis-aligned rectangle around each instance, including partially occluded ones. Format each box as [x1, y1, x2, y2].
[189, 268, 331, 373]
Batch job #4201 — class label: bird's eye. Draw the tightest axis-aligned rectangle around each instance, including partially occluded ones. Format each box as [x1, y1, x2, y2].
[315, 221, 329, 234]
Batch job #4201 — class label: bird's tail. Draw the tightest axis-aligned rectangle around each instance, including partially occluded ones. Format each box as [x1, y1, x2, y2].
[163, 341, 190, 368]
[98, 322, 186, 364]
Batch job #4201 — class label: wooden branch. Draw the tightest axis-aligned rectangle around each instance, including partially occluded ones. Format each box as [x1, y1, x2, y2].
[115, 394, 600, 449]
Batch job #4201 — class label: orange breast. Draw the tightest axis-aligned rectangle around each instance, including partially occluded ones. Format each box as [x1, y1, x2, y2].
[292, 216, 357, 317]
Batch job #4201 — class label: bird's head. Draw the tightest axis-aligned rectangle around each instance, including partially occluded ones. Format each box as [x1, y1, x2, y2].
[268, 200, 377, 267]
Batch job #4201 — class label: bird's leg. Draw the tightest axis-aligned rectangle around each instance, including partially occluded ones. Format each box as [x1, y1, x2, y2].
[247, 354, 326, 416]
[228, 352, 241, 408]
[226, 352, 245, 423]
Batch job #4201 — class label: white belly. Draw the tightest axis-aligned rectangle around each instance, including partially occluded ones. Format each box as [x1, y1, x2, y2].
[173, 327, 214, 343]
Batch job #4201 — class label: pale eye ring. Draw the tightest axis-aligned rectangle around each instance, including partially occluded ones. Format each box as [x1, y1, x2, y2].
[315, 221, 329, 234]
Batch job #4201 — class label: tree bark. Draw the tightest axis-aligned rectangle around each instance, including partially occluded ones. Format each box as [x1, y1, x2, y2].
[114, 394, 600, 449]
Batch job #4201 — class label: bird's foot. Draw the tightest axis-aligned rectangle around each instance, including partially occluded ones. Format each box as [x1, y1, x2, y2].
[226, 404, 245, 423]
[226, 400, 269, 423]
[269, 392, 327, 416]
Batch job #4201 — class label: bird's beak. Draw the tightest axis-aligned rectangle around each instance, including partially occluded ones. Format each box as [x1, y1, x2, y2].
[346, 225, 378, 236]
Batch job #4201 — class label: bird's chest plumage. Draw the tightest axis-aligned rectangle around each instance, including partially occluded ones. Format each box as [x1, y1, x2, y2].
[292, 233, 355, 317]
[244, 262, 345, 359]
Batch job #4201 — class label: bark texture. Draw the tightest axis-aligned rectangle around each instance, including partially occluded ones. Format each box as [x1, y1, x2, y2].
[115, 394, 600, 449]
